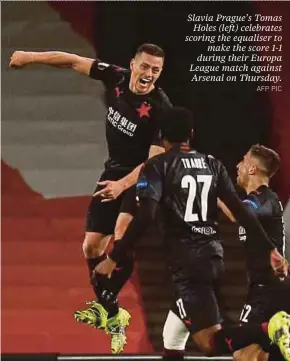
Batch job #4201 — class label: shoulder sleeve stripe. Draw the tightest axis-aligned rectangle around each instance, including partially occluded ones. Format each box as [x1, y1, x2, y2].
[97, 62, 110, 70]
[243, 199, 259, 209]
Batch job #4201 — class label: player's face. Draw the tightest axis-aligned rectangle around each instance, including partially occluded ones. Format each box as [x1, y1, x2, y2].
[237, 151, 252, 188]
[130, 52, 163, 94]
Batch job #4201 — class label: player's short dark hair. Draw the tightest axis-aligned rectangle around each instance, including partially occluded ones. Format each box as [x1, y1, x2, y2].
[250, 144, 280, 178]
[160, 107, 194, 143]
[135, 43, 165, 59]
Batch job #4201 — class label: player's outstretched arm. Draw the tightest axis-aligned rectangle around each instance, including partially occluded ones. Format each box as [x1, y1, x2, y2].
[9, 51, 94, 75]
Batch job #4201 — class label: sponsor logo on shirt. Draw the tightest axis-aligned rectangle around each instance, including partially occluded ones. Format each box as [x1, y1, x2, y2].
[107, 107, 137, 137]
[191, 226, 216, 235]
[136, 180, 149, 189]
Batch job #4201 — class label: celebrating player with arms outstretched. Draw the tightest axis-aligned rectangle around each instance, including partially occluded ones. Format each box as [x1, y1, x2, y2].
[9, 43, 172, 353]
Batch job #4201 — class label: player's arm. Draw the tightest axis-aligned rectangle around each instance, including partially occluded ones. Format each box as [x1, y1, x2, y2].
[117, 144, 164, 190]
[94, 197, 158, 276]
[109, 197, 158, 262]
[9, 50, 94, 75]
[111, 159, 163, 261]
[217, 198, 236, 223]
[93, 144, 164, 201]
[95, 160, 163, 275]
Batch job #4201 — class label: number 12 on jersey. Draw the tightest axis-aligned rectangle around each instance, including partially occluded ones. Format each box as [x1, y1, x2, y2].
[181, 175, 212, 222]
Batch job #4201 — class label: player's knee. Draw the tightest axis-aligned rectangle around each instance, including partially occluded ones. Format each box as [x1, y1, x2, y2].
[82, 240, 103, 258]
[233, 346, 265, 361]
[233, 350, 243, 361]
[192, 325, 220, 356]
[82, 233, 110, 258]
[197, 342, 214, 356]
[192, 333, 214, 355]
[257, 351, 269, 361]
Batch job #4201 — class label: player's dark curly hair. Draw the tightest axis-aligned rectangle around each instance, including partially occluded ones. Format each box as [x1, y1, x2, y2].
[135, 43, 165, 59]
[160, 106, 194, 143]
[250, 144, 280, 178]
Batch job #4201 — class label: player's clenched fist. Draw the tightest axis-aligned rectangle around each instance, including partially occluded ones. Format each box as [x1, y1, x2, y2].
[9, 51, 32, 68]
[270, 248, 289, 279]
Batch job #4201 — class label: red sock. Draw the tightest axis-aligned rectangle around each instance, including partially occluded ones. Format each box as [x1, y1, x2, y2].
[261, 322, 269, 335]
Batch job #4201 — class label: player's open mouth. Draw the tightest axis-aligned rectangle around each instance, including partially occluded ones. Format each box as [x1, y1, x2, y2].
[139, 77, 152, 87]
